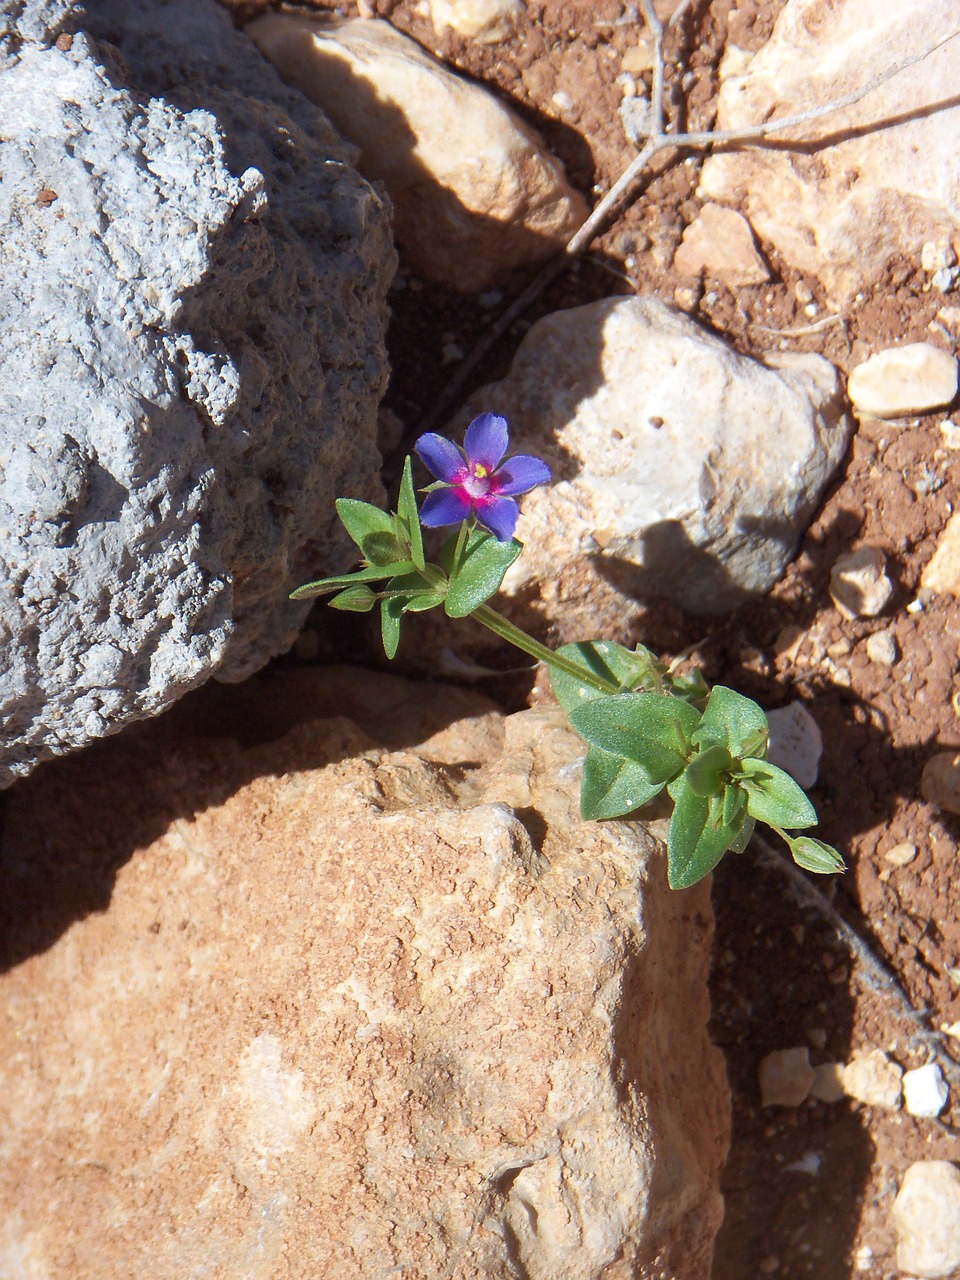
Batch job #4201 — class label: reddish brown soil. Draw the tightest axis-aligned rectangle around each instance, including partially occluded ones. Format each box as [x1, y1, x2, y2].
[148, 0, 960, 1273]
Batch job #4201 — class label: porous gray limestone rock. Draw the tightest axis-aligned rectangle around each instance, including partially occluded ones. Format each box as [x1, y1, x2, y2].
[0, 666, 730, 1279]
[448, 297, 851, 629]
[0, 0, 396, 786]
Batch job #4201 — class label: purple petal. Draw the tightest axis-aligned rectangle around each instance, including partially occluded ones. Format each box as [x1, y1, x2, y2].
[493, 454, 551, 496]
[475, 495, 519, 541]
[420, 487, 472, 527]
[463, 414, 509, 472]
[415, 433, 466, 483]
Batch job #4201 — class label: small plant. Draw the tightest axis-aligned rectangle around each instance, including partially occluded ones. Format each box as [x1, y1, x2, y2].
[291, 414, 844, 890]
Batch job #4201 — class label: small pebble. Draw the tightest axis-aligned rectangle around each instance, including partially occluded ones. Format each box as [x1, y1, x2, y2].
[847, 342, 959, 418]
[903, 1062, 949, 1118]
[809, 1062, 845, 1103]
[829, 546, 893, 619]
[865, 627, 898, 666]
[841, 1048, 903, 1110]
[893, 1162, 960, 1278]
[884, 840, 918, 867]
[940, 419, 960, 449]
[921, 751, 960, 816]
[794, 279, 814, 305]
[784, 1152, 821, 1175]
[759, 1047, 815, 1108]
[766, 702, 823, 789]
[921, 511, 960, 598]
[921, 241, 958, 272]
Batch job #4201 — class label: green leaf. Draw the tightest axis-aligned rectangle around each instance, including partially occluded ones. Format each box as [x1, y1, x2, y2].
[289, 561, 415, 600]
[397, 456, 425, 572]
[443, 529, 523, 618]
[579, 746, 663, 820]
[568, 692, 701, 784]
[789, 836, 846, 874]
[667, 777, 742, 889]
[381, 597, 402, 659]
[737, 758, 817, 829]
[685, 744, 733, 797]
[335, 499, 403, 564]
[360, 529, 412, 566]
[378, 571, 444, 614]
[328, 584, 377, 612]
[692, 685, 769, 759]
[728, 813, 755, 855]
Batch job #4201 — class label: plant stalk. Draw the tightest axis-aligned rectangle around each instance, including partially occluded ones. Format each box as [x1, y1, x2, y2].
[471, 604, 620, 695]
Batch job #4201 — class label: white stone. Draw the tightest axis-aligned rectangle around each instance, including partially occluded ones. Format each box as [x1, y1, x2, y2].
[865, 627, 898, 666]
[841, 1049, 903, 1109]
[448, 297, 851, 630]
[903, 1063, 949, 1118]
[847, 343, 959, 418]
[894, 1162, 960, 1278]
[698, 0, 960, 303]
[766, 701, 822, 789]
[759, 1047, 815, 1107]
[248, 14, 587, 292]
[829, 546, 893, 619]
[674, 203, 771, 286]
[429, 0, 523, 42]
[920, 752, 960, 816]
[809, 1062, 845, 1103]
[921, 511, 960, 597]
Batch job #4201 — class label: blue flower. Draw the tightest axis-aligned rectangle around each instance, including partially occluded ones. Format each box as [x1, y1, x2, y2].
[414, 414, 551, 542]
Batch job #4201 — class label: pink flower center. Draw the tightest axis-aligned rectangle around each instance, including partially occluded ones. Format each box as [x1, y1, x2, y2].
[461, 463, 493, 500]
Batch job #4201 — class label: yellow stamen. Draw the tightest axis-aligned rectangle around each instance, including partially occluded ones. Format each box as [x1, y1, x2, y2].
[474, 464, 489, 479]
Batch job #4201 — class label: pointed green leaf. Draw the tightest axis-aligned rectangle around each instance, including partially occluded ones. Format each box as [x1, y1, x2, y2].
[335, 498, 398, 557]
[789, 836, 845, 874]
[737, 758, 817, 829]
[328, 584, 377, 612]
[550, 641, 669, 716]
[692, 685, 769, 758]
[289, 560, 415, 600]
[580, 746, 663, 820]
[361, 529, 412, 566]
[667, 778, 739, 889]
[568, 693, 701, 783]
[685, 744, 733, 797]
[444, 530, 523, 618]
[728, 812, 755, 855]
[397, 456, 425, 571]
[381, 597, 403, 660]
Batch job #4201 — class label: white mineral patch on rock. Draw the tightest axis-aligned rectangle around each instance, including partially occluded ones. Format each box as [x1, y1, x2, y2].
[248, 13, 586, 292]
[894, 1162, 960, 1278]
[847, 343, 958, 418]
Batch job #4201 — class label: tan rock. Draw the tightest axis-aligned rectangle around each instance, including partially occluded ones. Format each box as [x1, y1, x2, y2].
[248, 14, 587, 292]
[429, 0, 523, 42]
[809, 1062, 846, 1103]
[674, 203, 771, 286]
[698, 0, 960, 303]
[829, 546, 893, 619]
[894, 1162, 960, 1279]
[847, 343, 958, 418]
[447, 296, 851, 635]
[865, 627, 898, 666]
[921, 751, 960, 816]
[884, 840, 918, 867]
[0, 667, 729, 1279]
[921, 510, 960, 597]
[758, 1047, 815, 1107]
[841, 1049, 903, 1109]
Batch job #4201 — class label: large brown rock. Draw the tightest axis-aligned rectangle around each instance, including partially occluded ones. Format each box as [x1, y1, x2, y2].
[0, 667, 728, 1279]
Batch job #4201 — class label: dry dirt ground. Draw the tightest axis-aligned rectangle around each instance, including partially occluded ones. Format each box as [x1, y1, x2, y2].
[238, 1, 960, 1275]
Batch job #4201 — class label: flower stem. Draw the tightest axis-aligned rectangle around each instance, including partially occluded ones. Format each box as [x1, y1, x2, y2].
[472, 604, 620, 695]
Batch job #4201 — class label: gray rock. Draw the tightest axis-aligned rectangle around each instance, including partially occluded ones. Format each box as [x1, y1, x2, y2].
[0, 0, 396, 786]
